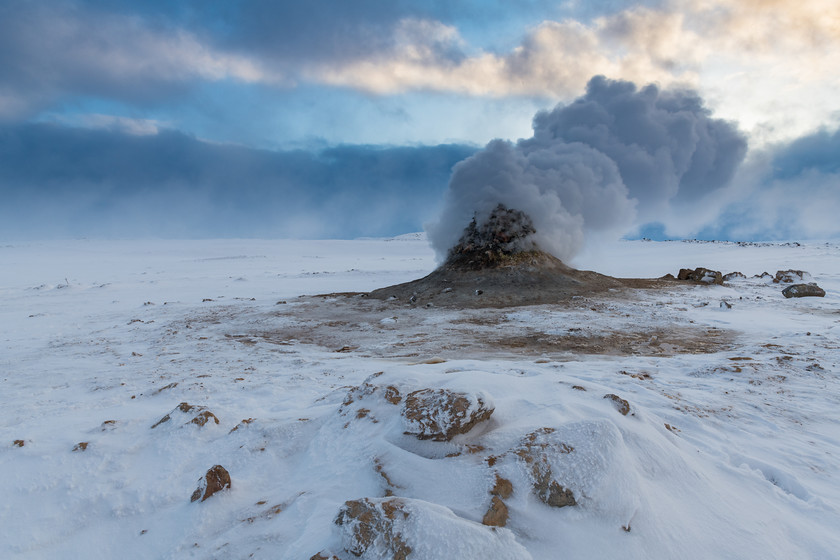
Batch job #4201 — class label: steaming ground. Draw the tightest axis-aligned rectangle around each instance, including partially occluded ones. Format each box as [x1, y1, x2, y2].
[2, 236, 840, 559]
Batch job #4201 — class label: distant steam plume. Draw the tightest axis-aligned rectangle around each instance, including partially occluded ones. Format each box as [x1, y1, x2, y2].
[427, 76, 748, 261]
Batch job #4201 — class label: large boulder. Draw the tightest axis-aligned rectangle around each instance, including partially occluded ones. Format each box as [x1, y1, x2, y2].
[334, 497, 531, 560]
[782, 283, 826, 298]
[151, 402, 219, 429]
[401, 389, 494, 441]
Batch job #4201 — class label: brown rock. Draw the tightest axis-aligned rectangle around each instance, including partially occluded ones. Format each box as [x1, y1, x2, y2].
[335, 498, 412, 560]
[72, 442, 89, 452]
[402, 388, 494, 441]
[191, 465, 231, 502]
[482, 496, 509, 527]
[604, 394, 631, 416]
[782, 283, 825, 298]
[491, 474, 514, 499]
[13, 439, 25, 447]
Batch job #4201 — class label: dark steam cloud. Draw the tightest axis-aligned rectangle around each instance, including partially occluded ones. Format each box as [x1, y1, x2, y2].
[0, 123, 475, 239]
[427, 76, 748, 261]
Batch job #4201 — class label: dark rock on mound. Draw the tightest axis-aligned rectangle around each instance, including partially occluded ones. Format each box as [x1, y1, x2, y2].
[782, 283, 826, 298]
[369, 204, 625, 308]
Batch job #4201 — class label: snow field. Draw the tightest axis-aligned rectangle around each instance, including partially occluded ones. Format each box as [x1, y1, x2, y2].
[1, 237, 839, 559]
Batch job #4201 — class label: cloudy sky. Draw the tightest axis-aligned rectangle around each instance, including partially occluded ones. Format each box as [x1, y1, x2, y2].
[1, 0, 838, 245]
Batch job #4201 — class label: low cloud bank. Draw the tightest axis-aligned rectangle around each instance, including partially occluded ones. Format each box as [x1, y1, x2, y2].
[0, 123, 475, 239]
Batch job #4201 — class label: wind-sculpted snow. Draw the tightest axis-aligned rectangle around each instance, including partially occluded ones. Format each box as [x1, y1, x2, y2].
[2, 237, 840, 559]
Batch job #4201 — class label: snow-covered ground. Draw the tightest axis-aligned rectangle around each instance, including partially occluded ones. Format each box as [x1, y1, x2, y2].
[1, 236, 839, 559]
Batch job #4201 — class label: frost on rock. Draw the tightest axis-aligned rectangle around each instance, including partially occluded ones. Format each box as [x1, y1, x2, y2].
[401, 388, 494, 441]
[151, 402, 220, 429]
[335, 497, 531, 560]
[773, 269, 812, 284]
[514, 421, 638, 517]
[190, 465, 231, 502]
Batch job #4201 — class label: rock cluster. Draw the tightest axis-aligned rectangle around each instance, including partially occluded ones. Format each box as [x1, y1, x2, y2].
[677, 267, 723, 285]
[151, 402, 219, 429]
[446, 204, 538, 269]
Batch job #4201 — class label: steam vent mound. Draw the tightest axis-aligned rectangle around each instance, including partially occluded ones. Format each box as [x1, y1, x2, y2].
[369, 204, 625, 308]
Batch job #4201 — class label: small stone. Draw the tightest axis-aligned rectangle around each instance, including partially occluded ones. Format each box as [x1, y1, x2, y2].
[13, 439, 25, 447]
[72, 442, 89, 452]
[482, 496, 509, 527]
[191, 465, 231, 502]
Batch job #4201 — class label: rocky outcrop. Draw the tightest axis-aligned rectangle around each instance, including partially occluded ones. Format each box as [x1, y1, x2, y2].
[782, 283, 826, 298]
[151, 402, 219, 429]
[677, 267, 723, 285]
[402, 388, 494, 441]
[191, 465, 231, 502]
[723, 271, 746, 281]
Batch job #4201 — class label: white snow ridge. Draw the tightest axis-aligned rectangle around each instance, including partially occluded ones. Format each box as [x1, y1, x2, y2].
[2, 237, 840, 559]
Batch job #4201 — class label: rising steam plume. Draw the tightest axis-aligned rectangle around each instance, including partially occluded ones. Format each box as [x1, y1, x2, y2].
[427, 76, 748, 262]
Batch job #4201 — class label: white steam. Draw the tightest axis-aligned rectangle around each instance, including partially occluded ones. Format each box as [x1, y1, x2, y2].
[427, 76, 747, 262]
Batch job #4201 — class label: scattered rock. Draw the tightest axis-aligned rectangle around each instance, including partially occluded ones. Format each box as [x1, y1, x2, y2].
[773, 270, 810, 284]
[402, 388, 494, 441]
[723, 271, 746, 281]
[515, 428, 577, 508]
[482, 496, 509, 527]
[604, 394, 631, 416]
[72, 442, 89, 452]
[13, 439, 25, 447]
[677, 267, 723, 285]
[151, 402, 220, 429]
[782, 283, 825, 298]
[191, 465, 231, 502]
[720, 300, 732, 309]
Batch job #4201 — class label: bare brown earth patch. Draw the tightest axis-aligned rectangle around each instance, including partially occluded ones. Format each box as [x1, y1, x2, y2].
[235, 286, 734, 360]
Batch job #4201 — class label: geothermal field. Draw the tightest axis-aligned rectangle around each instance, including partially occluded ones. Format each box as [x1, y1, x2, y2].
[2, 234, 839, 559]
